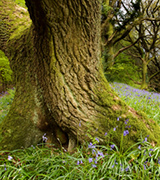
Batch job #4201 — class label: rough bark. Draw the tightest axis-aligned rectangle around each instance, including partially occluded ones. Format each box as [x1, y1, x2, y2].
[0, 0, 160, 151]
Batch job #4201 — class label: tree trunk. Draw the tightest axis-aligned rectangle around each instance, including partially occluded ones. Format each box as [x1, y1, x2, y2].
[0, 0, 160, 151]
[141, 53, 149, 90]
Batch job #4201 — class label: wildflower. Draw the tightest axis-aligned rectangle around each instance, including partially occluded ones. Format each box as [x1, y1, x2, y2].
[110, 144, 115, 150]
[125, 119, 129, 124]
[113, 127, 116, 131]
[149, 149, 153, 151]
[77, 160, 80, 165]
[138, 145, 141, 150]
[143, 165, 146, 170]
[117, 117, 119, 121]
[125, 167, 129, 172]
[4, 163, 6, 171]
[88, 158, 93, 163]
[112, 164, 114, 168]
[92, 149, 96, 154]
[105, 132, 107, 136]
[149, 153, 151, 157]
[94, 160, 97, 164]
[92, 164, 97, 168]
[88, 142, 96, 149]
[123, 130, 129, 136]
[79, 121, 81, 127]
[95, 138, 99, 143]
[8, 156, 13, 161]
[42, 133, 48, 142]
[98, 151, 104, 157]
[158, 157, 160, 164]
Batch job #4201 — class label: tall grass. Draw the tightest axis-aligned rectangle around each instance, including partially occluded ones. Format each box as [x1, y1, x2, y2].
[0, 83, 160, 179]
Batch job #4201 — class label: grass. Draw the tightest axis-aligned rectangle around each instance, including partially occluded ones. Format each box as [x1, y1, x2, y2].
[0, 83, 160, 179]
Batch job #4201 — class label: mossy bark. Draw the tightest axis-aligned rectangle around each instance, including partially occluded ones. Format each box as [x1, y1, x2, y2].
[0, 0, 160, 151]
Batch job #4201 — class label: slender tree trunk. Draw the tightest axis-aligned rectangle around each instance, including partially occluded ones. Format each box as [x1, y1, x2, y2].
[0, 0, 160, 151]
[141, 53, 149, 89]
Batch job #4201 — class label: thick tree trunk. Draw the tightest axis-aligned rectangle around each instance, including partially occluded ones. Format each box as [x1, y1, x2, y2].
[0, 0, 160, 151]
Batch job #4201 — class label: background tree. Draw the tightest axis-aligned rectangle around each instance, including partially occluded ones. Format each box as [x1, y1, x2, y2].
[122, 0, 160, 89]
[0, 0, 160, 151]
[101, 0, 142, 71]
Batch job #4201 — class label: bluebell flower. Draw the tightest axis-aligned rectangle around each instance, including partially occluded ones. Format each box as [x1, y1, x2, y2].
[88, 142, 96, 149]
[88, 158, 93, 163]
[110, 144, 115, 150]
[125, 167, 129, 172]
[138, 145, 141, 150]
[8, 156, 13, 161]
[92, 164, 97, 168]
[42, 133, 48, 142]
[123, 130, 129, 136]
[98, 151, 104, 157]
[92, 149, 96, 154]
[95, 138, 99, 143]
[125, 119, 129, 124]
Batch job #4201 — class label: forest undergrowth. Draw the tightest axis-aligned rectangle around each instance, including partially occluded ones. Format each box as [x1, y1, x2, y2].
[0, 83, 160, 179]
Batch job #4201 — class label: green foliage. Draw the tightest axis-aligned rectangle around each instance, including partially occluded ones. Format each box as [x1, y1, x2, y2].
[0, 137, 160, 179]
[0, 85, 160, 179]
[0, 88, 15, 124]
[102, 3, 113, 16]
[15, 0, 26, 8]
[0, 50, 13, 85]
[111, 82, 160, 125]
[104, 52, 140, 88]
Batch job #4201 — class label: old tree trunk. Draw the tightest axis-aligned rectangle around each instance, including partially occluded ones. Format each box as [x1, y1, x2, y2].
[0, 0, 160, 151]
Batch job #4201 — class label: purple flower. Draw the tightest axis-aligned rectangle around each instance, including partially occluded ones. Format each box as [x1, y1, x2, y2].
[42, 133, 48, 142]
[8, 156, 13, 161]
[112, 164, 114, 168]
[149, 153, 151, 157]
[125, 119, 129, 124]
[92, 164, 97, 168]
[123, 130, 129, 136]
[4, 164, 6, 171]
[77, 160, 80, 165]
[110, 144, 115, 150]
[88, 158, 93, 163]
[144, 165, 146, 170]
[94, 160, 97, 164]
[125, 167, 129, 172]
[149, 149, 153, 151]
[98, 151, 104, 157]
[92, 149, 96, 154]
[113, 127, 116, 131]
[79, 121, 81, 127]
[117, 117, 119, 121]
[95, 138, 99, 143]
[138, 145, 141, 150]
[158, 157, 160, 164]
[88, 142, 96, 149]
[105, 132, 107, 136]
